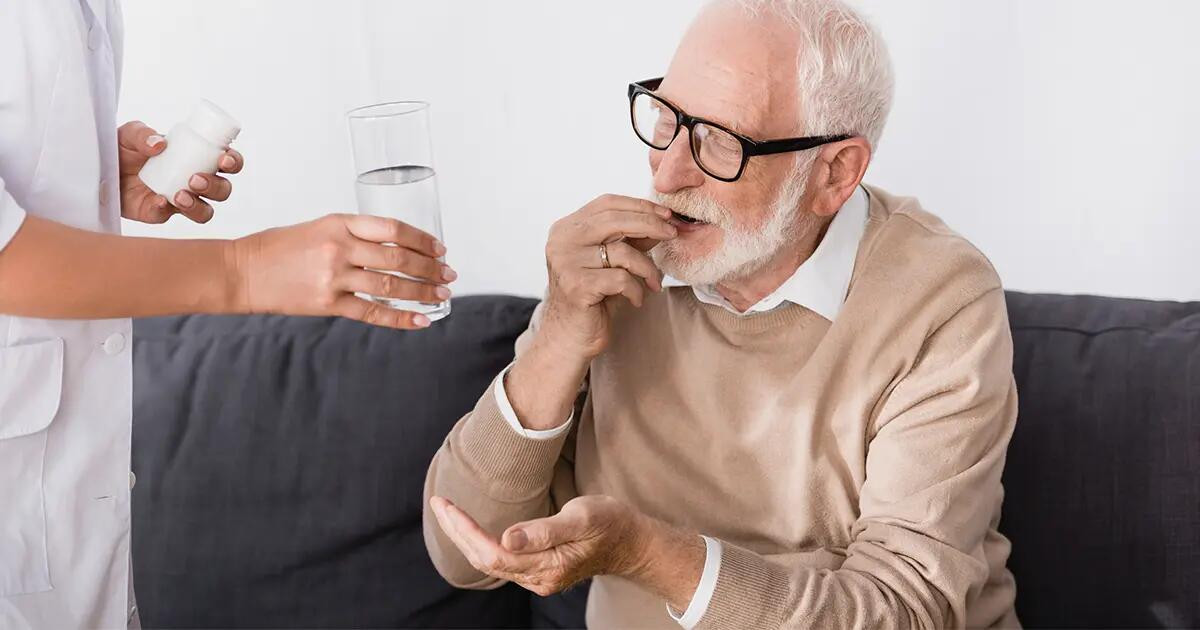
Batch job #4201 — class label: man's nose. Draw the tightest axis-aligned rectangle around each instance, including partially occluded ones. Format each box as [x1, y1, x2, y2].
[652, 128, 706, 194]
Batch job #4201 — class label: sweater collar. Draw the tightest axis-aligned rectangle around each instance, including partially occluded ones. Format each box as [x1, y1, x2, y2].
[662, 185, 869, 322]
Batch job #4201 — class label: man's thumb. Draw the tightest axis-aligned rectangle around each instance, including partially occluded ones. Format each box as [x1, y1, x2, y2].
[502, 513, 578, 553]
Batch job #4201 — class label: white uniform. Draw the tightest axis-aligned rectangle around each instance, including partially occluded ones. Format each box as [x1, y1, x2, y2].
[0, 0, 138, 628]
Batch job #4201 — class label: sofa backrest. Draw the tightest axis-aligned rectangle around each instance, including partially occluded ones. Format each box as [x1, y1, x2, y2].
[1003, 292, 1199, 628]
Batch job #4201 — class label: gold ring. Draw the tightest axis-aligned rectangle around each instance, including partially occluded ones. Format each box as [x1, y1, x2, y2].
[598, 243, 611, 269]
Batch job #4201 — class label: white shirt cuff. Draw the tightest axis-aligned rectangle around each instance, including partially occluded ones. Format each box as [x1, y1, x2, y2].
[493, 363, 573, 440]
[667, 535, 723, 629]
[0, 185, 29, 252]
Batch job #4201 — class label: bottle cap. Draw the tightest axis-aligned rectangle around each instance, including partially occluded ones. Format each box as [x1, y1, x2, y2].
[186, 99, 241, 147]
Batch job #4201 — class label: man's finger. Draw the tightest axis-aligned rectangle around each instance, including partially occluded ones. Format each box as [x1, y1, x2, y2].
[584, 194, 673, 220]
[430, 498, 487, 570]
[218, 149, 244, 174]
[502, 510, 586, 554]
[580, 240, 663, 292]
[334, 295, 432, 330]
[582, 209, 677, 245]
[626, 237, 662, 253]
[583, 268, 647, 308]
[433, 498, 541, 577]
[345, 214, 445, 258]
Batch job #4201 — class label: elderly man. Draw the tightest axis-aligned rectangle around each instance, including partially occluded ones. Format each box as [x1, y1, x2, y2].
[423, 0, 1019, 627]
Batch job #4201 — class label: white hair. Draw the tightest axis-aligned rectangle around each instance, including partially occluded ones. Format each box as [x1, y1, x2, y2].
[726, 0, 894, 149]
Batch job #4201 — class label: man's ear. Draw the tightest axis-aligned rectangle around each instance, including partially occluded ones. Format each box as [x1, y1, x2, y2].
[810, 138, 871, 217]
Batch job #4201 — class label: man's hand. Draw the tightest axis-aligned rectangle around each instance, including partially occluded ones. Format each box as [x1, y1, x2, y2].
[430, 495, 647, 596]
[539, 194, 677, 360]
[502, 195, 677, 431]
[118, 120, 244, 224]
[231, 213, 456, 329]
[430, 494, 705, 608]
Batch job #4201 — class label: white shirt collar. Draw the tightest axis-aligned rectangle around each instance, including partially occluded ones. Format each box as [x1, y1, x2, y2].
[662, 185, 869, 321]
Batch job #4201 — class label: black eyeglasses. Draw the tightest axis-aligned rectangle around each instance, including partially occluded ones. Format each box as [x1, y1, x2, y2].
[628, 77, 851, 183]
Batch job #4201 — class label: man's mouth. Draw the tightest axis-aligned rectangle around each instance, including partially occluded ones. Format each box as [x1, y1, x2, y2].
[671, 210, 707, 225]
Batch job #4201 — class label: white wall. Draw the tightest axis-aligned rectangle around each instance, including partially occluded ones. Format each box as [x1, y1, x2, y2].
[119, 0, 1200, 301]
[855, 0, 1200, 301]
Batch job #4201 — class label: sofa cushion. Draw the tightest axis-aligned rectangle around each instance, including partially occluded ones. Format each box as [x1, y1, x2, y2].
[1004, 292, 1200, 628]
[131, 296, 539, 628]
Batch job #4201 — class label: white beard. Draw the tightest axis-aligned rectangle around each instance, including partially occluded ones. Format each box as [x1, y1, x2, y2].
[651, 174, 809, 286]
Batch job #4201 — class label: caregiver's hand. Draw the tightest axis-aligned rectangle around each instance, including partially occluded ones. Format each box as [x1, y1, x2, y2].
[231, 214, 456, 329]
[117, 120, 244, 224]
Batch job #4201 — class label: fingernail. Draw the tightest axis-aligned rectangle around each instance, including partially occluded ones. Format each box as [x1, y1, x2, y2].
[220, 155, 236, 170]
[146, 135, 164, 148]
[657, 206, 672, 218]
[413, 314, 431, 328]
[442, 266, 458, 282]
[433, 241, 447, 257]
[435, 286, 451, 300]
[174, 192, 194, 208]
[667, 225, 678, 236]
[507, 529, 527, 551]
[188, 174, 208, 191]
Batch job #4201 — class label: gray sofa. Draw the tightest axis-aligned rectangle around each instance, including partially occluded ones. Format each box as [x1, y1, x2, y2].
[130, 293, 1200, 629]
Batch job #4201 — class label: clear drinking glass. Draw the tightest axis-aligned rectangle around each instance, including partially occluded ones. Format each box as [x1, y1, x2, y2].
[347, 101, 450, 321]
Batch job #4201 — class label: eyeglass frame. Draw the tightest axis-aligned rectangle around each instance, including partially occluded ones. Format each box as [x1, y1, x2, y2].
[628, 77, 852, 183]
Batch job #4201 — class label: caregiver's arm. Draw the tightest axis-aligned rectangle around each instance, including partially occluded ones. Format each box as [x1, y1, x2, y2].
[0, 209, 454, 329]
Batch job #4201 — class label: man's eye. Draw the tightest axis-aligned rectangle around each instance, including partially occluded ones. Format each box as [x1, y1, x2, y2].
[708, 137, 740, 156]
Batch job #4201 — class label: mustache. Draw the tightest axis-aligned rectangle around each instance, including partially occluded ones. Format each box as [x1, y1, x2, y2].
[652, 189, 729, 226]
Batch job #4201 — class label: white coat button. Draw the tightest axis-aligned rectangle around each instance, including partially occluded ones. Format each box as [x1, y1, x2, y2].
[103, 333, 126, 355]
[129, 471, 136, 490]
[87, 26, 102, 51]
[98, 178, 111, 206]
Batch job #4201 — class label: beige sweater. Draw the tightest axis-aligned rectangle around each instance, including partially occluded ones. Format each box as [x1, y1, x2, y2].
[424, 185, 1020, 629]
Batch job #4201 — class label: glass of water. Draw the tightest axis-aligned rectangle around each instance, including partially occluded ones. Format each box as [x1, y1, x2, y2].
[347, 101, 450, 322]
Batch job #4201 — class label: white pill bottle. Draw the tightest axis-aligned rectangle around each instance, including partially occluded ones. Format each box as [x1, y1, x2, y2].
[139, 99, 241, 200]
